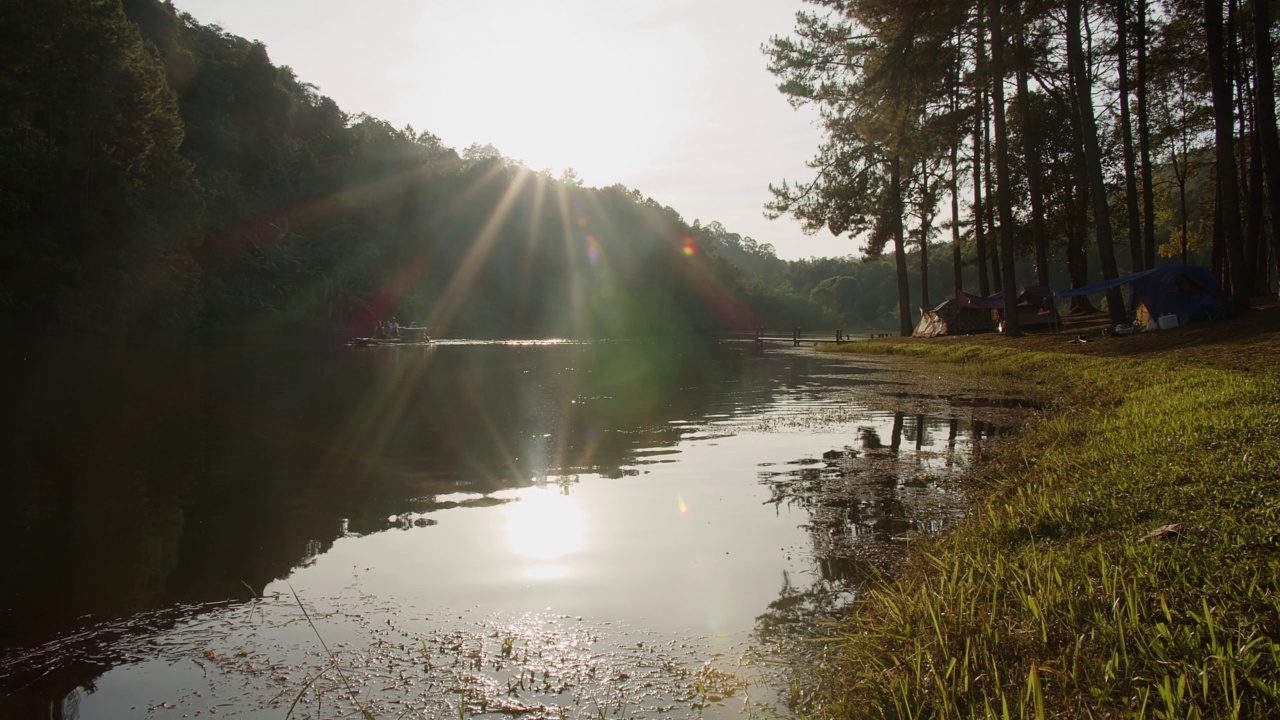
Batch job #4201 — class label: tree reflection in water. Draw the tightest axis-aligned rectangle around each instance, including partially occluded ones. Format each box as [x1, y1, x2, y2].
[753, 405, 1029, 713]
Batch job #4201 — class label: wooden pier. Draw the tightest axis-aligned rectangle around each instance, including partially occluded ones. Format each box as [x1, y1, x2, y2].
[722, 328, 894, 347]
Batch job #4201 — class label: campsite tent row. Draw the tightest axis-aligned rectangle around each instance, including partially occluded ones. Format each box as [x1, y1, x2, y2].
[913, 264, 1230, 337]
[914, 286, 1059, 338]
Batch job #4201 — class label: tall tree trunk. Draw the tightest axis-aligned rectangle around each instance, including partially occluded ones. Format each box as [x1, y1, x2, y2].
[1067, 160, 1098, 313]
[1014, 6, 1050, 286]
[973, 128, 990, 296]
[1116, 0, 1144, 271]
[891, 156, 913, 336]
[952, 33, 965, 298]
[978, 8, 1000, 293]
[1136, 0, 1157, 268]
[952, 32, 962, 297]
[1066, 73, 1097, 314]
[983, 87, 1002, 293]
[1229, 0, 1257, 297]
[919, 161, 931, 309]
[1205, 0, 1248, 309]
[990, 0, 1020, 335]
[1171, 137, 1191, 264]
[1213, 173, 1227, 287]
[1016, 67, 1050, 286]
[1257, 0, 1280, 293]
[1260, 224, 1273, 292]
[973, 5, 991, 297]
[951, 140, 964, 297]
[1246, 107, 1265, 289]
[1067, 0, 1127, 326]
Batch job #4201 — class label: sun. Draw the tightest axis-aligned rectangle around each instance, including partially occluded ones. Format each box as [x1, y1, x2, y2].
[398, 1, 704, 184]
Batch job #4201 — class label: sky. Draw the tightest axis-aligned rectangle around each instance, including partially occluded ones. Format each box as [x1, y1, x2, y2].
[172, 0, 852, 260]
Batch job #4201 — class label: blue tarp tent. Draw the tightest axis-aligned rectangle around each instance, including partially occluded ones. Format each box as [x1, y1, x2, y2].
[1054, 265, 1231, 325]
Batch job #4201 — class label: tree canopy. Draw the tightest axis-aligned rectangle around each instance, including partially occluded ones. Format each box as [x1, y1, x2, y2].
[768, 0, 1280, 334]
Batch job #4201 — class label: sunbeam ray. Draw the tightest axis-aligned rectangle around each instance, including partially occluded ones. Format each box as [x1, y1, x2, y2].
[314, 347, 436, 488]
[462, 379, 527, 489]
[425, 169, 532, 335]
[552, 179, 589, 338]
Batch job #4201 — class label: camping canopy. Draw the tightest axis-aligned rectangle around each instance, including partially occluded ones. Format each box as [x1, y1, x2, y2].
[1054, 265, 1230, 322]
[964, 286, 1056, 312]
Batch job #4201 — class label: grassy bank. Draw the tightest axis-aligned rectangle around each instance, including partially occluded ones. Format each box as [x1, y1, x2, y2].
[809, 323, 1280, 718]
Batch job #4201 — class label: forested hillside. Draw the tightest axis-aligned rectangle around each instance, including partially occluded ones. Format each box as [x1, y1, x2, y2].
[3, 0, 922, 340]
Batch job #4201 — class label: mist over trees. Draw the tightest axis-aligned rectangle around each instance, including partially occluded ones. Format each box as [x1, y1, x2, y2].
[767, 0, 1280, 335]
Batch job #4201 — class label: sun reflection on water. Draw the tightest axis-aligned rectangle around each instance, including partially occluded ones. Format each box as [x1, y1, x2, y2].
[504, 487, 585, 578]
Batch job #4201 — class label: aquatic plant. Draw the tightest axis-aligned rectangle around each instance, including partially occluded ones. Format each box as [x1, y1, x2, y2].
[287, 584, 378, 720]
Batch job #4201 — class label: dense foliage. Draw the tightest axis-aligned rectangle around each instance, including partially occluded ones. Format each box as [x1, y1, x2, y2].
[768, 0, 1280, 334]
[1, 0, 926, 339]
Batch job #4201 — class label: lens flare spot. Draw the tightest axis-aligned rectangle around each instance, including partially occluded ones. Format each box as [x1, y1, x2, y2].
[677, 496, 689, 516]
[586, 235, 601, 265]
[682, 236, 696, 256]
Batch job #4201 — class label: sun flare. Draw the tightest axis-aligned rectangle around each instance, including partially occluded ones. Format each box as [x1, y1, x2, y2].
[401, 1, 702, 183]
[504, 487, 586, 563]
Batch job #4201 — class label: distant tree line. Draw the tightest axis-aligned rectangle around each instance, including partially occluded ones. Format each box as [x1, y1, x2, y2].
[1, 0, 932, 341]
[8, 0, 1118, 339]
[768, 0, 1280, 335]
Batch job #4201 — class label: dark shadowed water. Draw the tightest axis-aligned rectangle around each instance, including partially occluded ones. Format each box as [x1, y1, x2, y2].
[0, 339, 1031, 718]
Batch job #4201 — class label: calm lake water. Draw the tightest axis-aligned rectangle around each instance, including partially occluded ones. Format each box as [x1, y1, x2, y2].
[0, 340, 1027, 718]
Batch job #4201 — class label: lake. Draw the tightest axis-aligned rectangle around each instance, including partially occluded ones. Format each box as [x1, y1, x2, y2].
[0, 339, 1029, 718]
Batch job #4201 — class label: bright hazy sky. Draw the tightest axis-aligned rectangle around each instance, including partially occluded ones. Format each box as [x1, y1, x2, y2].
[173, 0, 851, 260]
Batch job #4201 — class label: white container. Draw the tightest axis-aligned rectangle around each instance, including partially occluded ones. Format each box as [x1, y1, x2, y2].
[1157, 314, 1179, 330]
